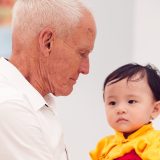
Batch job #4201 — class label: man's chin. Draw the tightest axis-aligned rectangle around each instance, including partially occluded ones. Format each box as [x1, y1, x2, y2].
[54, 87, 73, 96]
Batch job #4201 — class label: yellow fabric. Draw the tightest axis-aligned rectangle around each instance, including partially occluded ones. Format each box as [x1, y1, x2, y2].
[90, 123, 160, 160]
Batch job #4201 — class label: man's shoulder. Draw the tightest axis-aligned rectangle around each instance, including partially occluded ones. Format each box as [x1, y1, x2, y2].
[0, 82, 24, 104]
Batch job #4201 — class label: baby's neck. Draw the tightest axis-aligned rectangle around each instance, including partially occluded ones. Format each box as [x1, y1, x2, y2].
[123, 131, 135, 139]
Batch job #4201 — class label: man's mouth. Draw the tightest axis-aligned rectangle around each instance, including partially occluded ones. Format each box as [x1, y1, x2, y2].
[70, 78, 77, 84]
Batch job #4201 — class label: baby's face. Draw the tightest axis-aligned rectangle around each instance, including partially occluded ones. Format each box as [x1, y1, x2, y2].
[103, 74, 156, 134]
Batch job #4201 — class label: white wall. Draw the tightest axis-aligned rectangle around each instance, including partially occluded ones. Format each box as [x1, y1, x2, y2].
[133, 0, 160, 130]
[133, 0, 160, 67]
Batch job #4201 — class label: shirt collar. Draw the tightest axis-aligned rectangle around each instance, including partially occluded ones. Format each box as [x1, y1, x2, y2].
[0, 57, 54, 111]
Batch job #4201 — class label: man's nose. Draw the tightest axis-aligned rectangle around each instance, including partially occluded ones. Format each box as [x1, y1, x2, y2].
[79, 57, 89, 75]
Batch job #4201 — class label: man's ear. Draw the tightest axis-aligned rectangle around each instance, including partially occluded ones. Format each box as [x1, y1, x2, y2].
[151, 101, 160, 119]
[39, 27, 55, 57]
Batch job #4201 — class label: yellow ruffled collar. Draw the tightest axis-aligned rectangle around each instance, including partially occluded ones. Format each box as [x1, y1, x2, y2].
[114, 123, 153, 143]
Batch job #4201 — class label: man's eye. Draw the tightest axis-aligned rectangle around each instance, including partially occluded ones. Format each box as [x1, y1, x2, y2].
[109, 101, 116, 105]
[79, 50, 89, 58]
[128, 100, 137, 104]
[80, 53, 87, 58]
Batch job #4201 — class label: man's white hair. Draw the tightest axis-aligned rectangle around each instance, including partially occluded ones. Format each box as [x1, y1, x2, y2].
[12, 0, 85, 40]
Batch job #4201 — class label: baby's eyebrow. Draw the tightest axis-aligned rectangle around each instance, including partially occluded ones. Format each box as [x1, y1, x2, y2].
[126, 94, 139, 98]
[106, 95, 116, 99]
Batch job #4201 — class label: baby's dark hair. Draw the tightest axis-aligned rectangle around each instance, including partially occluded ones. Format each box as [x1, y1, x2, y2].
[103, 63, 160, 101]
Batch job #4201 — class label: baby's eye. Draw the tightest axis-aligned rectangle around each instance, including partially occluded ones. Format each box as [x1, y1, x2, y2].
[109, 101, 116, 105]
[128, 100, 137, 104]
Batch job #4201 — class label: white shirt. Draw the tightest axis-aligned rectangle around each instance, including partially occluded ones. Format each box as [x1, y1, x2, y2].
[0, 57, 67, 160]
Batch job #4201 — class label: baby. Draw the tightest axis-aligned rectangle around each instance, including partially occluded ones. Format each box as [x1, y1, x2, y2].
[90, 63, 160, 160]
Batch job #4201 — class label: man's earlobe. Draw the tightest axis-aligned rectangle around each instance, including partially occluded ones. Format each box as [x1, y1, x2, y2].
[39, 27, 54, 57]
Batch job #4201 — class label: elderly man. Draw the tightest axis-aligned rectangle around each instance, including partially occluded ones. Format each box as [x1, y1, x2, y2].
[0, 0, 96, 160]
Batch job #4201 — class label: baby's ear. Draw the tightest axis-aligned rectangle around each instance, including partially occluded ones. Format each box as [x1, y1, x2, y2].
[151, 101, 160, 119]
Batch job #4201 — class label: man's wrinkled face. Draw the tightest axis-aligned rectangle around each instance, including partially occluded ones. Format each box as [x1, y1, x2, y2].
[45, 13, 96, 96]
